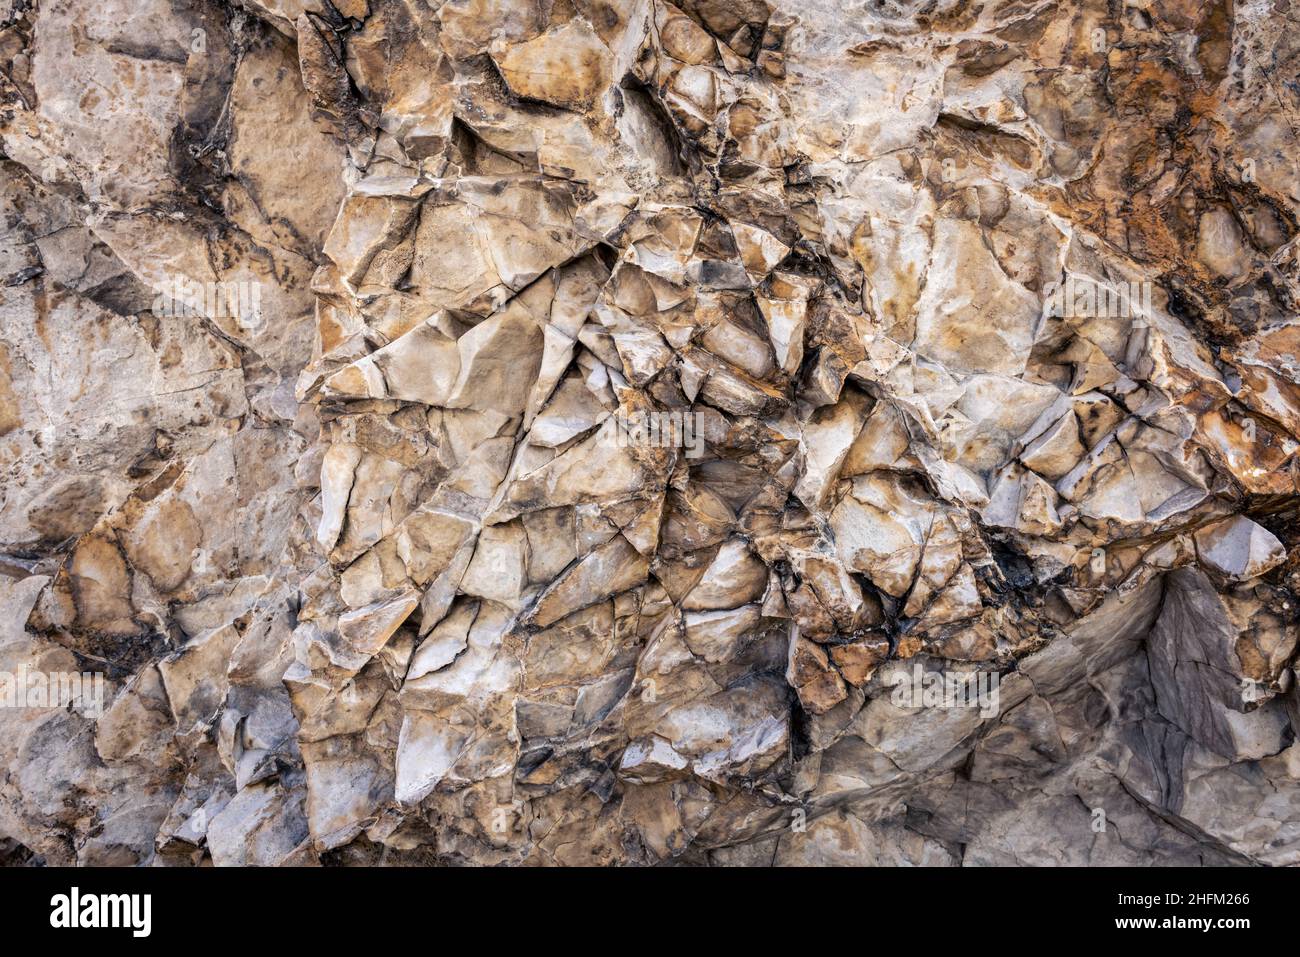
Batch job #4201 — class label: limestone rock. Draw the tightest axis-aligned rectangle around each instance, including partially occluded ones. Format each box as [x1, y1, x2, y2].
[0, 0, 1298, 869]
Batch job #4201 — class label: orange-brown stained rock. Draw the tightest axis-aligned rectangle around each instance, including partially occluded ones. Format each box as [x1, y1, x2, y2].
[829, 636, 890, 687]
[69, 533, 137, 635]
[493, 20, 613, 111]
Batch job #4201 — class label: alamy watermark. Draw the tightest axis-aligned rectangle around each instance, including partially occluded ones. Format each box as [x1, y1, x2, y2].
[50, 887, 151, 937]
[1043, 277, 1152, 320]
[612, 409, 705, 458]
[151, 274, 264, 331]
[890, 664, 1000, 718]
[0, 666, 105, 717]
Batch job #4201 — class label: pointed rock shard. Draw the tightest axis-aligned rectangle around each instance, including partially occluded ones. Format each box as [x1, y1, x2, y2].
[445, 305, 544, 414]
[338, 591, 420, 662]
[530, 534, 649, 628]
[1194, 516, 1286, 581]
[317, 443, 362, 552]
[1019, 413, 1084, 481]
[732, 222, 790, 282]
[682, 538, 768, 610]
[757, 272, 817, 375]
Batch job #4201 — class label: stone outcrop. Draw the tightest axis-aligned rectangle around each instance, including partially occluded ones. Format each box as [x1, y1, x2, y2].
[0, 0, 1298, 866]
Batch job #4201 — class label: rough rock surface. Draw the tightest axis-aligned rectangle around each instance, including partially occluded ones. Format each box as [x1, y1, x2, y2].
[1, 0, 1299, 867]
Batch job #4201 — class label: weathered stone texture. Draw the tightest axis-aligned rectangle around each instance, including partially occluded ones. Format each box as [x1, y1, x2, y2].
[0, 0, 1298, 866]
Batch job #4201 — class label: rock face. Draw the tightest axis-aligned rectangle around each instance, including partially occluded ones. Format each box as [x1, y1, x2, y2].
[0, 0, 1298, 867]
